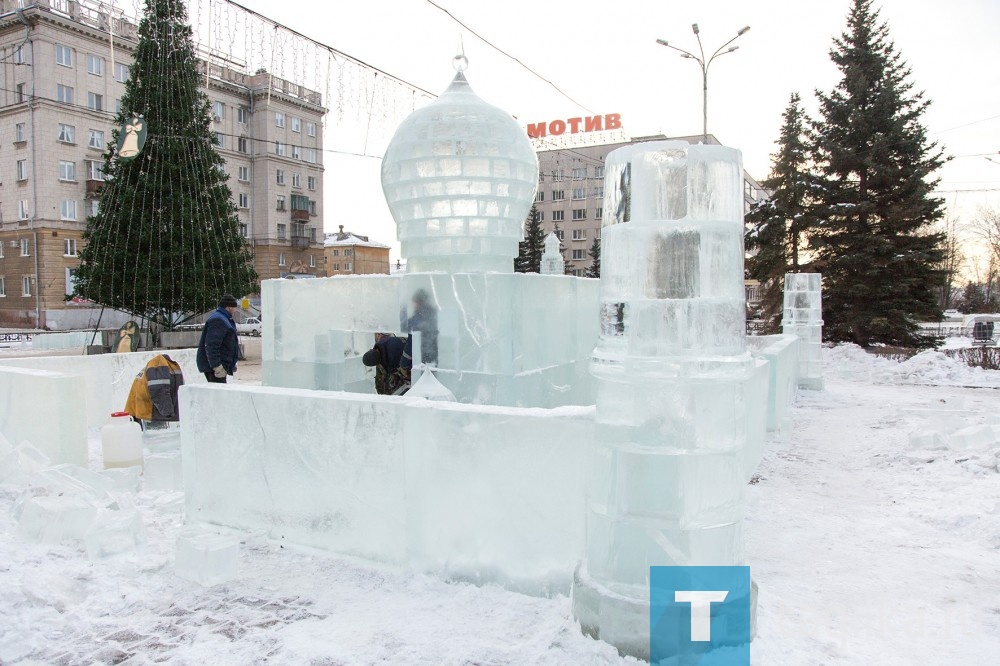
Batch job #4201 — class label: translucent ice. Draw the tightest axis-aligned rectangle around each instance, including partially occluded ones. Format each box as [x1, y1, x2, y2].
[144, 451, 183, 492]
[85, 509, 146, 560]
[0, 366, 87, 465]
[175, 531, 240, 586]
[17, 495, 97, 544]
[100, 466, 142, 493]
[30, 464, 113, 502]
[0, 441, 52, 485]
[406, 370, 456, 401]
[539, 233, 565, 275]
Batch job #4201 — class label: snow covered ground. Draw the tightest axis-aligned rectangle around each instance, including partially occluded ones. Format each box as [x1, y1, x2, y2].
[1, 345, 999, 665]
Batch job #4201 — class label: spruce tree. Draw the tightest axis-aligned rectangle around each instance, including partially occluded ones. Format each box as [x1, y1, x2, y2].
[515, 205, 545, 273]
[810, 0, 945, 347]
[586, 236, 601, 278]
[74, 0, 257, 328]
[745, 92, 816, 327]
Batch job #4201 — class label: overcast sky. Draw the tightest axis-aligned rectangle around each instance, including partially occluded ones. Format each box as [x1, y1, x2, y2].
[231, 0, 1000, 271]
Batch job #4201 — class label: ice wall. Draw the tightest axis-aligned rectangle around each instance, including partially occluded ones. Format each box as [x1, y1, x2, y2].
[181, 384, 595, 592]
[0, 366, 87, 465]
[782, 273, 824, 389]
[0, 348, 201, 427]
[748, 334, 800, 432]
[263, 272, 600, 407]
[572, 142, 757, 660]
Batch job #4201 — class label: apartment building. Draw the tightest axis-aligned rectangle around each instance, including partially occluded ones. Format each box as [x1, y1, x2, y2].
[0, 0, 326, 328]
[324, 225, 390, 276]
[533, 133, 767, 275]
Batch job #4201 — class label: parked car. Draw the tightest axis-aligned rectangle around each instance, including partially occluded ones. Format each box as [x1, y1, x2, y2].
[237, 317, 262, 337]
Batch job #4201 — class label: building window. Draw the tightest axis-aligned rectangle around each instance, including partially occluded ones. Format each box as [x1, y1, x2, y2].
[20, 238, 30, 256]
[16, 160, 27, 181]
[87, 160, 104, 181]
[12, 45, 24, 64]
[309, 201, 317, 216]
[238, 137, 249, 154]
[60, 200, 77, 220]
[15, 122, 26, 142]
[595, 166, 605, 179]
[88, 199, 100, 217]
[115, 98, 122, 113]
[535, 191, 544, 202]
[86, 54, 103, 76]
[572, 188, 585, 200]
[309, 228, 317, 242]
[238, 166, 250, 181]
[87, 92, 103, 111]
[237, 107, 249, 124]
[215, 132, 224, 148]
[22, 276, 31, 297]
[275, 112, 285, 128]
[64, 239, 77, 256]
[553, 169, 565, 181]
[596, 207, 603, 219]
[276, 169, 285, 186]
[115, 62, 129, 83]
[292, 145, 300, 160]
[58, 123, 76, 143]
[0, 243, 3, 258]
[572, 229, 587, 240]
[332, 249, 339, 257]
[572, 167, 586, 180]
[14, 83, 26, 103]
[572, 209, 586, 221]
[65, 267, 77, 294]
[552, 210, 565, 222]
[276, 195, 286, 211]
[306, 122, 316, 137]
[0, 277, 5, 297]
[238, 193, 249, 208]
[18, 201, 29, 220]
[277, 223, 287, 240]
[275, 141, 286, 157]
[292, 172, 301, 188]
[552, 190, 565, 201]
[344, 263, 352, 271]
[309, 255, 316, 268]
[212, 101, 224, 121]
[57, 84, 74, 105]
[592, 186, 604, 198]
[291, 117, 301, 133]
[239, 223, 248, 238]
[59, 160, 76, 181]
[306, 149, 316, 164]
[538, 212, 544, 221]
[307, 176, 316, 191]
[88, 129, 105, 149]
[333, 263, 339, 271]
[55, 44, 72, 67]
[572, 249, 585, 260]
[345, 249, 353, 257]
[278, 253, 286, 266]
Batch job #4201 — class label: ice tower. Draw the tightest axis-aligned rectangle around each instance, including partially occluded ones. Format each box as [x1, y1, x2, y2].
[540, 233, 565, 275]
[571, 142, 757, 659]
[783, 273, 824, 389]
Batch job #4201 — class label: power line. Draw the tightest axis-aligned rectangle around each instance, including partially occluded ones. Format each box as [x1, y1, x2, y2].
[933, 114, 1000, 135]
[423, 0, 595, 115]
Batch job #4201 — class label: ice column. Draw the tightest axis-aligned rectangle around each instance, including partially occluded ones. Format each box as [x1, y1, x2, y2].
[571, 142, 756, 659]
[539, 233, 565, 275]
[782, 273, 824, 389]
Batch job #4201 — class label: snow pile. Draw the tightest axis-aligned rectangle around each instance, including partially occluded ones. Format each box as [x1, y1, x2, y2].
[824, 343, 1000, 388]
[876, 350, 1000, 388]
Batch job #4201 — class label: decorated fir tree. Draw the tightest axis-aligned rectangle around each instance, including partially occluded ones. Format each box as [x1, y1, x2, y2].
[809, 0, 944, 346]
[74, 0, 257, 328]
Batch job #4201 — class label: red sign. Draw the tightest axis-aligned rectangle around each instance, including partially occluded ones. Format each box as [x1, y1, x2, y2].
[527, 114, 622, 139]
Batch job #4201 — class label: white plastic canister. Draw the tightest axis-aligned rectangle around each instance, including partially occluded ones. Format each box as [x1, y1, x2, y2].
[101, 412, 144, 469]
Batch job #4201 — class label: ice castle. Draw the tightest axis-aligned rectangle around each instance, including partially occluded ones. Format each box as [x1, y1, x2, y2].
[173, 57, 814, 660]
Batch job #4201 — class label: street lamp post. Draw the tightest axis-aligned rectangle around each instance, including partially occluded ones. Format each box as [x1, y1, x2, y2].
[656, 24, 750, 143]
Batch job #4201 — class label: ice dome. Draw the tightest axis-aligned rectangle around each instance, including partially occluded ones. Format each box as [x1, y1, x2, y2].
[380, 57, 539, 273]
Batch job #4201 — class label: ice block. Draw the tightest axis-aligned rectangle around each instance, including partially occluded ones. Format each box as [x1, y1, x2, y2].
[175, 531, 240, 586]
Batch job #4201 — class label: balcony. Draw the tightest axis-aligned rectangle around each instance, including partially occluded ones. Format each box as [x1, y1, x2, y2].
[290, 236, 310, 250]
[85, 179, 103, 198]
[290, 208, 310, 222]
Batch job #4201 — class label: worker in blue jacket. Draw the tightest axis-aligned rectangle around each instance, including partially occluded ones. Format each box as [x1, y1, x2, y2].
[197, 294, 240, 383]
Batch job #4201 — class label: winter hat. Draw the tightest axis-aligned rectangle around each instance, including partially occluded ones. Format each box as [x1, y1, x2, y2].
[362, 348, 382, 367]
[219, 294, 238, 308]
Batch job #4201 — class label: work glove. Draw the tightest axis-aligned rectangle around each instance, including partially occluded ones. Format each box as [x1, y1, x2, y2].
[213, 365, 227, 379]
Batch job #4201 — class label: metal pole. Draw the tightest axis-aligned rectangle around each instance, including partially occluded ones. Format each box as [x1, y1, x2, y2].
[702, 64, 708, 143]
